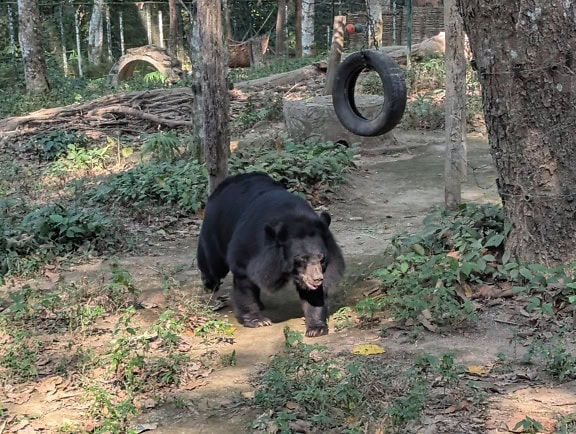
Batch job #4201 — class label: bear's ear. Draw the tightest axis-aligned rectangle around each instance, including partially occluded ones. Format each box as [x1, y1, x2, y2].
[265, 222, 288, 244]
[319, 211, 331, 227]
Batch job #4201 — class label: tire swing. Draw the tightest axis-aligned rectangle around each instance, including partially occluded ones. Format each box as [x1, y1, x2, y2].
[332, 50, 407, 137]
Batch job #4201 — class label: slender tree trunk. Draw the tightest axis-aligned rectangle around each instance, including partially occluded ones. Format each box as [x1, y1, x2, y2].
[58, 3, 69, 75]
[106, 6, 113, 62]
[119, 11, 125, 55]
[190, 14, 204, 154]
[168, 0, 179, 55]
[275, 0, 286, 56]
[222, 0, 233, 39]
[87, 0, 104, 65]
[301, 0, 314, 56]
[158, 9, 164, 47]
[8, 3, 19, 77]
[146, 5, 153, 44]
[195, 0, 230, 193]
[444, 0, 466, 209]
[295, 0, 302, 57]
[17, 0, 50, 93]
[458, 0, 576, 265]
[75, 8, 84, 77]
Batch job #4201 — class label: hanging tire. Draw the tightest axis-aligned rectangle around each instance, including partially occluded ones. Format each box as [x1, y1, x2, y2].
[332, 50, 407, 137]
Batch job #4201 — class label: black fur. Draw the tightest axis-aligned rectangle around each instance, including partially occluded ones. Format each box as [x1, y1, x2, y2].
[197, 172, 345, 337]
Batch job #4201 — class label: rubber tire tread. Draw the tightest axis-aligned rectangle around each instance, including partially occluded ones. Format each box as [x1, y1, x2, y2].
[332, 50, 407, 137]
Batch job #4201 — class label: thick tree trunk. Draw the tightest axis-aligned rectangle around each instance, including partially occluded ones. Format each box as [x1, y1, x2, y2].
[87, 0, 104, 65]
[275, 0, 286, 56]
[17, 0, 49, 94]
[301, 0, 314, 56]
[196, 0, 230, 193]
[458, 1, 576, 265]
[443, 0, 466, 209]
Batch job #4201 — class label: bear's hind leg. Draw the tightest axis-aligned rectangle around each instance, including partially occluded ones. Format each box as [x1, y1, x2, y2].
[296, 285, 329, 337]
[232, 275, 271, 327]
[197, 243, 228, 292]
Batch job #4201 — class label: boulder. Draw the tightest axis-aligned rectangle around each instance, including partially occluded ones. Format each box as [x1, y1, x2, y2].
[283, 95, 403, 155]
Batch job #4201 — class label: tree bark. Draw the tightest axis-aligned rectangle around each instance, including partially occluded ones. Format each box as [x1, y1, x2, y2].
[168, 0, 179, 55]
[458, 0, 576, 265]
[301, 0, 315, 56]
[196, 0, 230, 193]
[275, 0, 286, 56]
[295, 0, 303, 57]
[222, 0, 234, 39]
[17, 0, 50, 93]
[443, 0, 466, 209]
[87, 0, 104, 65]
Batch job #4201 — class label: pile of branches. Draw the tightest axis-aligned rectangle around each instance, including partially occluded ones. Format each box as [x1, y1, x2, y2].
[0, 88, 194, 143]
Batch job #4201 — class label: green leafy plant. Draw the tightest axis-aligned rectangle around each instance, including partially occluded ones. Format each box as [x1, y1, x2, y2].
[151, 309, 184, 349]
[87, 160, 208, 214]
[0, 330, 40, 380]
[86, 385, 138, 434]
[27, 130, 89, 161]
[141, 131, 183, 162]
[229, 138, 356, 201]
[514, 416, 544, 433]
[1, 202, 122, 278]
[194, 319, 236, 338]
[103, 260, 141, 312]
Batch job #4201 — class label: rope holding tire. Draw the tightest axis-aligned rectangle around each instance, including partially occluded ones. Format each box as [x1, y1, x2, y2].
[332, 50, 407, 137]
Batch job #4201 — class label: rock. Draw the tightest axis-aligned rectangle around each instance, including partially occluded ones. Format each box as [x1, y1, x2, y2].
[283, 95, 404, 155]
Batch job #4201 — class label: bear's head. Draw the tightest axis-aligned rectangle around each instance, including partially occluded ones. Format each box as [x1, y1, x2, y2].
[264, 212, 332, 291]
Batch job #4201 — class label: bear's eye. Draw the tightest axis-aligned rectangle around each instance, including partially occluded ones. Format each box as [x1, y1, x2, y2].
[294, 256, 307, 266]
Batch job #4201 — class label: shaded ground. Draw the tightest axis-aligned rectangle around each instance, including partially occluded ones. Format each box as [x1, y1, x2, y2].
[4, 130, 576, 433]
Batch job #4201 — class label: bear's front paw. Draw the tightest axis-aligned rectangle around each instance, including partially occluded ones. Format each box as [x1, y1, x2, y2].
[242, 315, 272, 328]
[305, 325, 328, 337]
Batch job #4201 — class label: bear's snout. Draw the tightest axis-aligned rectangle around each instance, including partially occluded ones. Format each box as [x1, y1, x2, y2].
[301, 261, 324, 290]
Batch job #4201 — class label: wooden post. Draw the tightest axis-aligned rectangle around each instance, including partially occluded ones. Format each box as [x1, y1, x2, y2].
[443, 0, 467, 209]
[323, 15, 346, 96]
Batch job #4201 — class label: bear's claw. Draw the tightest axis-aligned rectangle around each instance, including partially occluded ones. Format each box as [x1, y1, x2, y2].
[305, 325, 328, 337]
[242, 316, 272, 328]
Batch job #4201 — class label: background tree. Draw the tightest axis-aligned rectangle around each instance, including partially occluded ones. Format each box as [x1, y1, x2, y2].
[458, 0, 576, 265]
[301, 0, 314, 55]
[195, 0, 230, 193]
[168, 0, 179, 55]
[17, 0, 49, 93]
[295, 0, 302, 57]
[87, 0, 104, 65]
[275, 0, 286, 56]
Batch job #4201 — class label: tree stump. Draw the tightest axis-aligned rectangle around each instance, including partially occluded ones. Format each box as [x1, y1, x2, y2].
[283, 95, 402, 155]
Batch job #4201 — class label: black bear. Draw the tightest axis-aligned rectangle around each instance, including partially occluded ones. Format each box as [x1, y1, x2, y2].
[197, 172, 345, 337]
